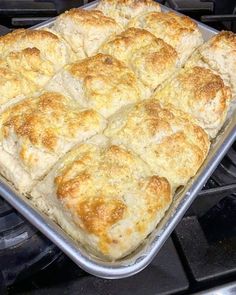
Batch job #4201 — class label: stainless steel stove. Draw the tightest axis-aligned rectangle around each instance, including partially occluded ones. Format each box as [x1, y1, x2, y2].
[0, 1, 236, 294]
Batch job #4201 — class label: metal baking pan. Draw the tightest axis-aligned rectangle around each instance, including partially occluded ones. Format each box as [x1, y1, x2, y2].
[1, 0, 236, 279]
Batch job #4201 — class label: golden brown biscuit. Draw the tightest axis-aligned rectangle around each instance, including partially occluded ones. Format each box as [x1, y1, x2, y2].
[0, 48, 55, 88]
[105, 99, 210, 190]
[185, 31, 236, 97]
[100, 27, 179, 91]
[0, 92, 106, 193]
[128, 11, 203, 64]
[46, 53, 147, 117]
[153, 67, 232, 138]
[52, 9, 122, 58]
[0, 29, 73, 93]
[97, 0, 161, 26]
[0, 67, 37, 111]
[0, 29, 72, 68]
[32, 141, 172, 259]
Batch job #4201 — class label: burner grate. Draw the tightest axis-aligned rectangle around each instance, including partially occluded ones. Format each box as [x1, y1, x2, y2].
[0, 196, 61, 287]
[173, 196, 236, 288]
[212, 143, 236, 185]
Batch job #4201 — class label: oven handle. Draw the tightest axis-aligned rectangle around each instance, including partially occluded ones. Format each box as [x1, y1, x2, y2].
[201, 14, 236, 22]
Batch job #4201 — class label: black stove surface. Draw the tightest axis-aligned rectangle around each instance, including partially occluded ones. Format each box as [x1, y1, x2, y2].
[0, 0, 84, 28]
[174, 198, 236, 288]
[9, 238, 189, 295]
[0, 197, 61, 290]
[0, 1, 236, 294]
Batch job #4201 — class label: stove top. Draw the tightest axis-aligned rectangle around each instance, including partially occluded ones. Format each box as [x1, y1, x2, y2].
[0, 197, 61, 289]
[0, 1, 236, 294]
[0, 0, 84, 27]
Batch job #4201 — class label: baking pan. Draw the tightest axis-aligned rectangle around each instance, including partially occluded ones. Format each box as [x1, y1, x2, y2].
[0, 0, 236, 279]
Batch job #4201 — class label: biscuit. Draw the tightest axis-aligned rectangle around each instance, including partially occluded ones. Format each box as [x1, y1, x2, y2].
[97, 0, 161, 26]
[153, 67, 232, 138]
[32, 141, 172, 259]
[0, 29, 73, 93]
[100, 27, 179, 91]
[0, 48, 56, 88]
[185, 31, 236, 97]
[0, 29, 72, 68]
[52, 9, 122, 58]
[105, 99, 210, 190]
[0, 92, 106, 192]
[46, 53, 147, 117]
[128, 11, 203, 64]
[0, 67, 37, 111]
